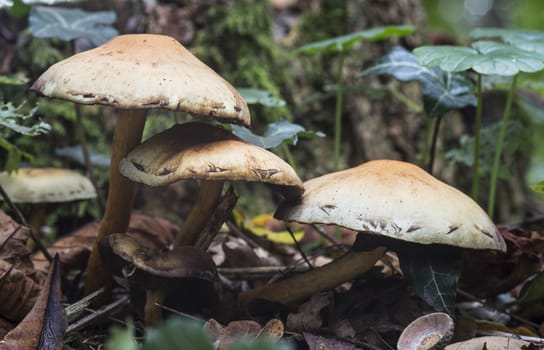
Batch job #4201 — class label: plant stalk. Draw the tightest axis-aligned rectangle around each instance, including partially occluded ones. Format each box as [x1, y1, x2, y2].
[487, 75, 518, 218]
[471, 74, 483, 201]
[427, 115, 443, 175]
[333, 51, 346, 171]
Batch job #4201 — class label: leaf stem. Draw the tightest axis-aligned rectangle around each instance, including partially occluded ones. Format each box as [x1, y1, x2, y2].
[427, 115, 443, 175]
[487, 75, 518, 218]
[333, 51, 346, 171]
[471, 74, 483, 201]
[281, 143, 297, 172]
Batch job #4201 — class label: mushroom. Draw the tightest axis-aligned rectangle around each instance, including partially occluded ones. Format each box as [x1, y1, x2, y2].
[0, 167, 96, 248]
[397, 312, 455, 350]
[30, 34, 250, 294]
[119, 121, 304, 247]
[101, 233, 220, 325]
[239, 159, 506, 305]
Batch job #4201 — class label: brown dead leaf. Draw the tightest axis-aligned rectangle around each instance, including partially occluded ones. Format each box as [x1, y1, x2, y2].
[287, 292, 331, 332]
[444, 336, 535, 349]
[0, 211, 34, 274]
[0, 260, 41, 322]
[0, 255, 66, 350]
[303, 332, 358, 350]
[204, 318, 284, 350]
[32, 213, 179, 275]
[459, 226, 542, 298]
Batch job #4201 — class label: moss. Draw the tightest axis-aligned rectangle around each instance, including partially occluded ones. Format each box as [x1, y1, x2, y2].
[192, 0, 291, 124]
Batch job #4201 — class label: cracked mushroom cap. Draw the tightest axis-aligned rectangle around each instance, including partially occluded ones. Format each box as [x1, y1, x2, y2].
[0, 168, 96, 203]
[119, 122, 304, 198]
[30, 34, 250, 126]
[275, 160, 505, 251]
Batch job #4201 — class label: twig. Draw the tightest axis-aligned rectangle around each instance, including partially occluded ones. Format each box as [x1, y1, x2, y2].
[218, 266, 311, 279]
[65, 294, 130, 333]
[287, 226, 313, 269]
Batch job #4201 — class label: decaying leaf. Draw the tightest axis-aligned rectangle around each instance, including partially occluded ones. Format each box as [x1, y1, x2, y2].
[0, 211, 33, 271]
[444, 336, 535, 350]
[204, 318, 284, 350]
[32, 213, 179, 275]
[287, 292, 331, 332]
[303, 332, 357, 350]
[0, 260, 42, 323]
[0, 255, 67, 350]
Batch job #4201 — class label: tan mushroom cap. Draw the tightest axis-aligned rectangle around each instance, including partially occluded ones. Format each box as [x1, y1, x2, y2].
[30, 34, 250, 126]
[275, 160, 505, 251]
[119, 122, 304, 196]
[0, 168, 96, 203]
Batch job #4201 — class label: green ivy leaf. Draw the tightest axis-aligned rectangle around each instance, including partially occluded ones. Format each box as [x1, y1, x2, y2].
[28, 6, 118, 46]
[0, 102, 50, 136]
[238, 88, 286, 107]
[292, 25, 414, 55]
[414, 41, 544, 76]
[400, 248, 462, 313]
[231, 120, 324, 149]
[471, 28, 544, 55]
[104, 322, 139, 350]
[0, 75, 28, 85]
[531, 181, 544, 194]
[515, 272, 544, 305]
[142, 319, 214, 350]
[446, 120, 525, 179]
[363, 46, 476, 117]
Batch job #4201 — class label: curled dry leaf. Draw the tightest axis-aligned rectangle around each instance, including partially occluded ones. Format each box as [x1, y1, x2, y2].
[0, 211, 34, 273]
[204, 318, 284, 350]
[0, 255, 67, 350]
[287, 292, 332, 332]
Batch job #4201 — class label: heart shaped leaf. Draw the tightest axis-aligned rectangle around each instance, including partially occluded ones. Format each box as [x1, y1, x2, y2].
[414, 41, 544, 76]
[471, 27, 544, 55]
[28, 6, 118, 46]
[231, 120, 324, 149]
[363, 46, 476, 117]
[292, 25, 414, 55]
[238, 88, 286, 107]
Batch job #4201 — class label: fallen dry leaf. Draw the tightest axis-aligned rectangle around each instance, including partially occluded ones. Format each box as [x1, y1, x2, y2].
[303, 332, 358, 350]
[0, 254, 66, 350]
[32, 213, 179, 275]
[287, 292, 331, 332]
[0, 211, 34, 275]
[204, 318, 284, 350]
[444, 336, 535, 349]
[0, 260, 42, 322]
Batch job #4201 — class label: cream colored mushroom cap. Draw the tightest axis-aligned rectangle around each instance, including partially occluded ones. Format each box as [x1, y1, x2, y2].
[119, 122, 303, 196]
[30, 34, 250, 126]
[0, 168, 97, 203]
[275, 160, 505, 251]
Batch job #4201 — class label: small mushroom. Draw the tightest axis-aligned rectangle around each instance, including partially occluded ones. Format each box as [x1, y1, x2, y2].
[31, 34, 250, 294]
[0, 167, 96, 248]
[101, 233, 220, 325]
[397, 312, 455, 350]
[239, 160, 505, 305]
[120, 121, 304, 247]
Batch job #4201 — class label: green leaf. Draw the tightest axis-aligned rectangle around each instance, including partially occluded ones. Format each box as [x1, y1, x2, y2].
[363, 46, 476, 117]
[446, 120, 525, 179]
[142, 319, 213, 350]
[470, 41, 544, 75]
[0, 102, 50, 136]
[414, 41, 544, 76]
[104, 322, 139, 350]
[231, 120, 324, 149]
[413, 46, 483, 72]
[471, 27, 544, 55]
[515, 272, 544, 305]
[292, 25, 414, 55]
[238, 88, 286, 107]
[531, 181, 544, 194]
[28, 6, 118, 46]
[0, 75, 28, 85]
[400, 249, 462, 312]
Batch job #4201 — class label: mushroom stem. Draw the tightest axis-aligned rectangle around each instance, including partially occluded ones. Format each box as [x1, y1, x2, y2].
[238, 246, 386, 305]
[145, 289, 165, 326]
[85, 110, 147, 296]
[174, 180, 224, 247]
